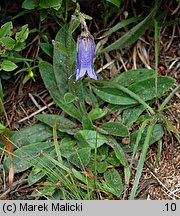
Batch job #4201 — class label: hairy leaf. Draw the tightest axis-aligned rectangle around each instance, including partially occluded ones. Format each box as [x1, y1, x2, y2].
[103, 168, 123, 197]
[113, 69, 155, 86]
[120, 124, 164, 152]
[11, 123, 52, 147]
[4, 142, 53, 173]
[53, 25, 76, 96]
[100, 122, 129, 137]
[36, 114, 80, 135]
[122, 105, 145, 127]
[0, 21, 13, 38]
[92, 76, 175, 105]
[75, 130, 107, 149]
[39, 61, 82, 121]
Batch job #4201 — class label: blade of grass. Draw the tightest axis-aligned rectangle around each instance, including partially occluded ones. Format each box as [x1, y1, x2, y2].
[129, 123, 155, 200]
[129, 119, 151, 168]
[73, 149, 94, 199]
[1, 141, 85, 199]
[102, 17, 142, 38]
[93, 124, 98, 191]
[41, 151, 84, 199]
[53, 120, 63, 163]
[40, 150, 71, 173]
[72, 168, 93, 188]
[154, 19, 158, 101]
[102, 1, 160, 52]
[154, 139, 162, 167]
[158, 84, 180, 112]
[165, 120, 180, 140]
[124, 119, 150, 199]
[0, 145, 58, 181]
[123, 166, 131, 199]
[161, 103, 180, 111]
[1, 129, 14, 187]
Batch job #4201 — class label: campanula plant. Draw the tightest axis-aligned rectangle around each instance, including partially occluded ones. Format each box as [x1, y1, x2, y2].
[2, 0, 179, 201]
[69, 14, 98, 81]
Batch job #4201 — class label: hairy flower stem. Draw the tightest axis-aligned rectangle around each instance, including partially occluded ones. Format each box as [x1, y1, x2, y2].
[80, 13, 90, 36]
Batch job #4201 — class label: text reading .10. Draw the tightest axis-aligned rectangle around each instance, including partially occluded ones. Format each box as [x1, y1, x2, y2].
[164, 203, 176, 212]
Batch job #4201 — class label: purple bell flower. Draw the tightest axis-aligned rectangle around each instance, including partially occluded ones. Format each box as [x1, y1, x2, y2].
[69, 35, 98, 81]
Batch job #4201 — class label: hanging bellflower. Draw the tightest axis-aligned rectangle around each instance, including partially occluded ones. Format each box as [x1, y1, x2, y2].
[69, 34, 98, 81]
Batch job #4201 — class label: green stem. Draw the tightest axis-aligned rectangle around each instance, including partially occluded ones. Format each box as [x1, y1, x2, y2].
[80, 13, 90, 35]
[69, 79, 87, 115]
[65, 0, 68, 22]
